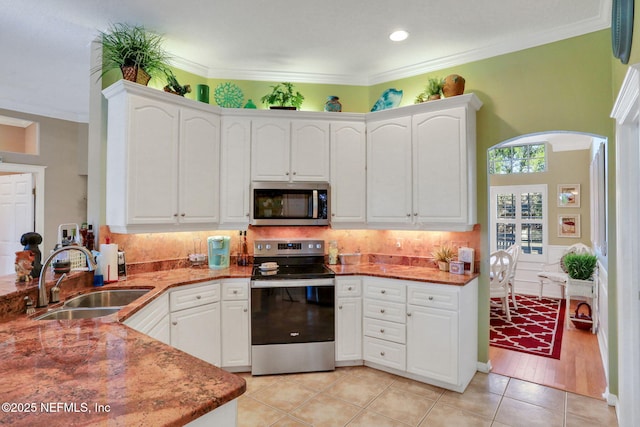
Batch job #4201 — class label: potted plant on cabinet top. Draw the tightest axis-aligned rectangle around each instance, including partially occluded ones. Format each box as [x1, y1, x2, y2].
[261, 82, 305, 110]
[415, 77, 444, 103]
[96, 23, 171, 85]
[432, 244, 455, 271]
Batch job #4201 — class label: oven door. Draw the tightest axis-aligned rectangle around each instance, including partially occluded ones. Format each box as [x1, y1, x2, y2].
[250, 278, 335, 345]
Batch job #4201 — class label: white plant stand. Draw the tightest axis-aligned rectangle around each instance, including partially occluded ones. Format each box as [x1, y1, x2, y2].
[566, 277, 598, 333]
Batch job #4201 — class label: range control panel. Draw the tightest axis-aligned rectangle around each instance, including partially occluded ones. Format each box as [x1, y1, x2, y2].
[254, 240, 324, 257]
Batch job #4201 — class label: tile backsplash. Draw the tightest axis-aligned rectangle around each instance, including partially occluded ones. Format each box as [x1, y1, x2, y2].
[102, 225, 481, 268]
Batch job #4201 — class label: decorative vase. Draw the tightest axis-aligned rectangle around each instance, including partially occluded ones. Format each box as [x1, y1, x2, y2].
[196, 84, 210, 103]
[324, 96, 342, 112]
[121, 66, 151, 86]
[438, 261, 450, 272]
[244, 99, 257, 109]
[443, 74, 465, 97]
[428, 94, 441, 101]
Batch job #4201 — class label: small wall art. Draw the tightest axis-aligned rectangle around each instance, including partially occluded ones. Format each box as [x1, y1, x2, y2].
[557, 184, 580, 207]
[558, 214, 581, 238]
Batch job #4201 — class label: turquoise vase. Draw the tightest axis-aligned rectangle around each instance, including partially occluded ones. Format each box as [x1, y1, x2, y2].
[324, 96, 342, 112]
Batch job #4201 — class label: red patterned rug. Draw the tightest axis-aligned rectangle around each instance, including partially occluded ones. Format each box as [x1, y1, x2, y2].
[490, 295, 566, 359]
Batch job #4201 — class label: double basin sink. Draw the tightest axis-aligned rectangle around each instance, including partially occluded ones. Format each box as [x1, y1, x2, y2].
[35, 289, 150, 320]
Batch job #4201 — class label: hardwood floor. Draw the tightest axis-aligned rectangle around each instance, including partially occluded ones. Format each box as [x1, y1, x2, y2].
[490, 301, 607, 400]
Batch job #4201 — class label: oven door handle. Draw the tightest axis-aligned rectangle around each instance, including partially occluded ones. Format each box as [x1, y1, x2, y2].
[251, 278, 334, 288]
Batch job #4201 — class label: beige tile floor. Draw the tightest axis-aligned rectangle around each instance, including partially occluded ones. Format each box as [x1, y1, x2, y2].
[236, 366, 618, 426]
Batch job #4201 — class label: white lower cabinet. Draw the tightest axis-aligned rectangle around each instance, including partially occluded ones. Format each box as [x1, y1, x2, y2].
[335, 277, 362, 363]
[170, 282, 221, 366]
[124, 293, 170, 345]
[221, 279, 250, 370]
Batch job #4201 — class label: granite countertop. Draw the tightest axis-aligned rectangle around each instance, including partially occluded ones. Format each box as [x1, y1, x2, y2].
[0, 262, 477, 426]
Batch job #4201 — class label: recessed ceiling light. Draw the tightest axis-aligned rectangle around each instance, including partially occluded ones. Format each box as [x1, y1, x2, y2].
[389, 30, 409, 42]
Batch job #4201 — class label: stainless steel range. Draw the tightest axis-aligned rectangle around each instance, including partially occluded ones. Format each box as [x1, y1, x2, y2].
[250, 239, 335, 376]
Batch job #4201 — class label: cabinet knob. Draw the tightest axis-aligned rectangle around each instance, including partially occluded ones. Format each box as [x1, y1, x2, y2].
[246, 213, 250, 217]
[332, 213, 336, 217]
[380, 308, 385, 314]
[380, 328, 385, 333]
[196, 295, 202, 299]
[407, 312, 412, 317]
[381, 289, 386, 294]
[173, 213, 178, 217]
[338, 305, 343, 309]
[414, 213, 418, 216]
[243, 308, 248, 312]
[428, 296, 434, 301]
[347, 286, 352, 291]
[286, 172, 290, 175]
[233, 290, 238, 294]
[406, 213, 411, 217]
[380, 351, 385, 356]
[292, 171, 297, 175]
[181, 213, 186, 217]
[172, 321, 177, 326]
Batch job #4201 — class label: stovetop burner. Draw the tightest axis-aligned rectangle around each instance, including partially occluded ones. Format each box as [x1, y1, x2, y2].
[251, 239, 335, 281]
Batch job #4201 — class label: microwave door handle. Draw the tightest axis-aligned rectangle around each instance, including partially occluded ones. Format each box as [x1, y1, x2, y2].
[312, 190, 318, 219]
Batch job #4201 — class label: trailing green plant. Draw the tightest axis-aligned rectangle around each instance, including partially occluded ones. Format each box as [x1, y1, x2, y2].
[261, 82, 305, 108]
[563, 253, 597, 280]
[95, 23, 171, 79]
[431, 244, 455, 263]
[415, 77, 444, 103]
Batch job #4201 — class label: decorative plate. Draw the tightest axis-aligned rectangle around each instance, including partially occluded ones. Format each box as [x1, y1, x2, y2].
[371, 88, 403, 112]
[612, 0, 634, 64]
[214, 82, 244, 108]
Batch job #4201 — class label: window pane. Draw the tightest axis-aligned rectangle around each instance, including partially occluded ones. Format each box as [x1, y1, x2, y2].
[521, 223, 543, 254]
[521, 192, 543, 219]
[497, 194, 516, 219]
[489, 143, 546, 175]
[496, 223, 516, 250]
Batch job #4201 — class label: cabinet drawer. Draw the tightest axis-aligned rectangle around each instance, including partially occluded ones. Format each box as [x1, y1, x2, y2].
[336, 278, 362, 297]
[364, 317, 406, 344]
[363, 279, 406, 303]
[222, 280, 249, 300]
[407, 284, 459, 310]
[363, 336, 406, 371]
[170, 282, 220, 311]
[363, 299, 406, 323]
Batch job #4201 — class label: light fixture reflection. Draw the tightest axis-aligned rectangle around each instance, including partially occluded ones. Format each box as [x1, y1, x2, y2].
[389, 30, 409, 42]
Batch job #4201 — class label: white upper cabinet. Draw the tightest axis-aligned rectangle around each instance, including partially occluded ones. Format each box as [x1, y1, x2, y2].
[366, 116, 413, 224]
[251, 118, 330, 182]
[103, 81, 221, 233]
[220, 116, 252, 227]
[330, 121, 366, 225]
[366, 94, 482, 231]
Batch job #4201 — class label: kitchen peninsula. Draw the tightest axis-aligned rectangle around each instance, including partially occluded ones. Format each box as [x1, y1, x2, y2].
[0, 258, 478, 426]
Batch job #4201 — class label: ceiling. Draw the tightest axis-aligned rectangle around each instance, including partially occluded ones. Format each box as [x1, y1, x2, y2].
[0, 0, 610, 122]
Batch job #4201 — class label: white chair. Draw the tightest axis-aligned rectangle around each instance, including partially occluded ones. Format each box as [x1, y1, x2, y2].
[505, 244, 521, 309]
[536, 243, 593, 299]
[489, 250, 514, 321]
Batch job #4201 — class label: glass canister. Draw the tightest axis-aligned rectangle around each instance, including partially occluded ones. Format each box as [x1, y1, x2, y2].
[328, 240, 339, 265]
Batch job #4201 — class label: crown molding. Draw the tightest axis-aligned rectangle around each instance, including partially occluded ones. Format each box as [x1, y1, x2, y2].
[0, 99, 88, 123]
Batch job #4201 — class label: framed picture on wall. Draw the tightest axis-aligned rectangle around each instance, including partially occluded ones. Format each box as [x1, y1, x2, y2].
[558, 214, 581, 238]
[557, 184, 580, 207]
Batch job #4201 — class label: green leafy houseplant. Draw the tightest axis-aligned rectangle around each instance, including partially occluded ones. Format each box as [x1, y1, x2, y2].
[415, 77, 444, 103]
[96, 23, 171, 85]
[261, 82, 305, 109]
[563, 253, 597, 280]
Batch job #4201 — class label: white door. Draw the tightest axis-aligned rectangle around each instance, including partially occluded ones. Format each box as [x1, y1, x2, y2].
[0, 173, 34, 275]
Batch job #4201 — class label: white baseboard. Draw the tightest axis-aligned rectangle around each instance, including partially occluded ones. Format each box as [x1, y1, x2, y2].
[477, 360, 492, 373]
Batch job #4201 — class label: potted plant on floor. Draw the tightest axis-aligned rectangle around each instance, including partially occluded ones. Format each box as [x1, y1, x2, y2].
[261, 82, 305, 110]
[432, 244, 455, 271]
[96, 23, 171, 85]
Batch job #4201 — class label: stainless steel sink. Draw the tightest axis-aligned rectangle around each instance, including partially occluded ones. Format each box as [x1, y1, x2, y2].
[35, 307, 121, 320]
[63, 289, 150, 308]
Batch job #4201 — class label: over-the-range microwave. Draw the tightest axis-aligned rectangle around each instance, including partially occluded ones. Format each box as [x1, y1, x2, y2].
[250, 182, 330, 226]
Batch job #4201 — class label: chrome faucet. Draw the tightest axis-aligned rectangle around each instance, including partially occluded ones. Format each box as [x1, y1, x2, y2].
[37, 246, 97, 307]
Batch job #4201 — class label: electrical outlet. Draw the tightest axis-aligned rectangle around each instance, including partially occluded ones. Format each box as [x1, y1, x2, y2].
[396, 239, 402, 248]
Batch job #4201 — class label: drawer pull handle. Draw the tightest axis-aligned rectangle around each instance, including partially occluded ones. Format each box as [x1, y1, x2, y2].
[380, 351, 385, 356]
[380, 309, 385, 314]
[381, 290, 386, 294]
[380, 328, 385, 333]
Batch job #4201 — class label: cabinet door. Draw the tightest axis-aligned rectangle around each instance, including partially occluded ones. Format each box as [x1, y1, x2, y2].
[251, 119, 291, 181]
[171, 302, 221, 366]
[366, 117, 412, 224]
[336, 297, 362, 361]
[291, 120, 330, 181]
[124, 293, 169, 336]
[221, 300, 250, 367]
[413, 107, 469, 224]
[406, 304, 458, 384]
[220, 117, 251, 226]
[330, 122, 366, 224]
[179, 108, 220, 224]
[147, 314, 171, 345]
[126, 95, 180, 225]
